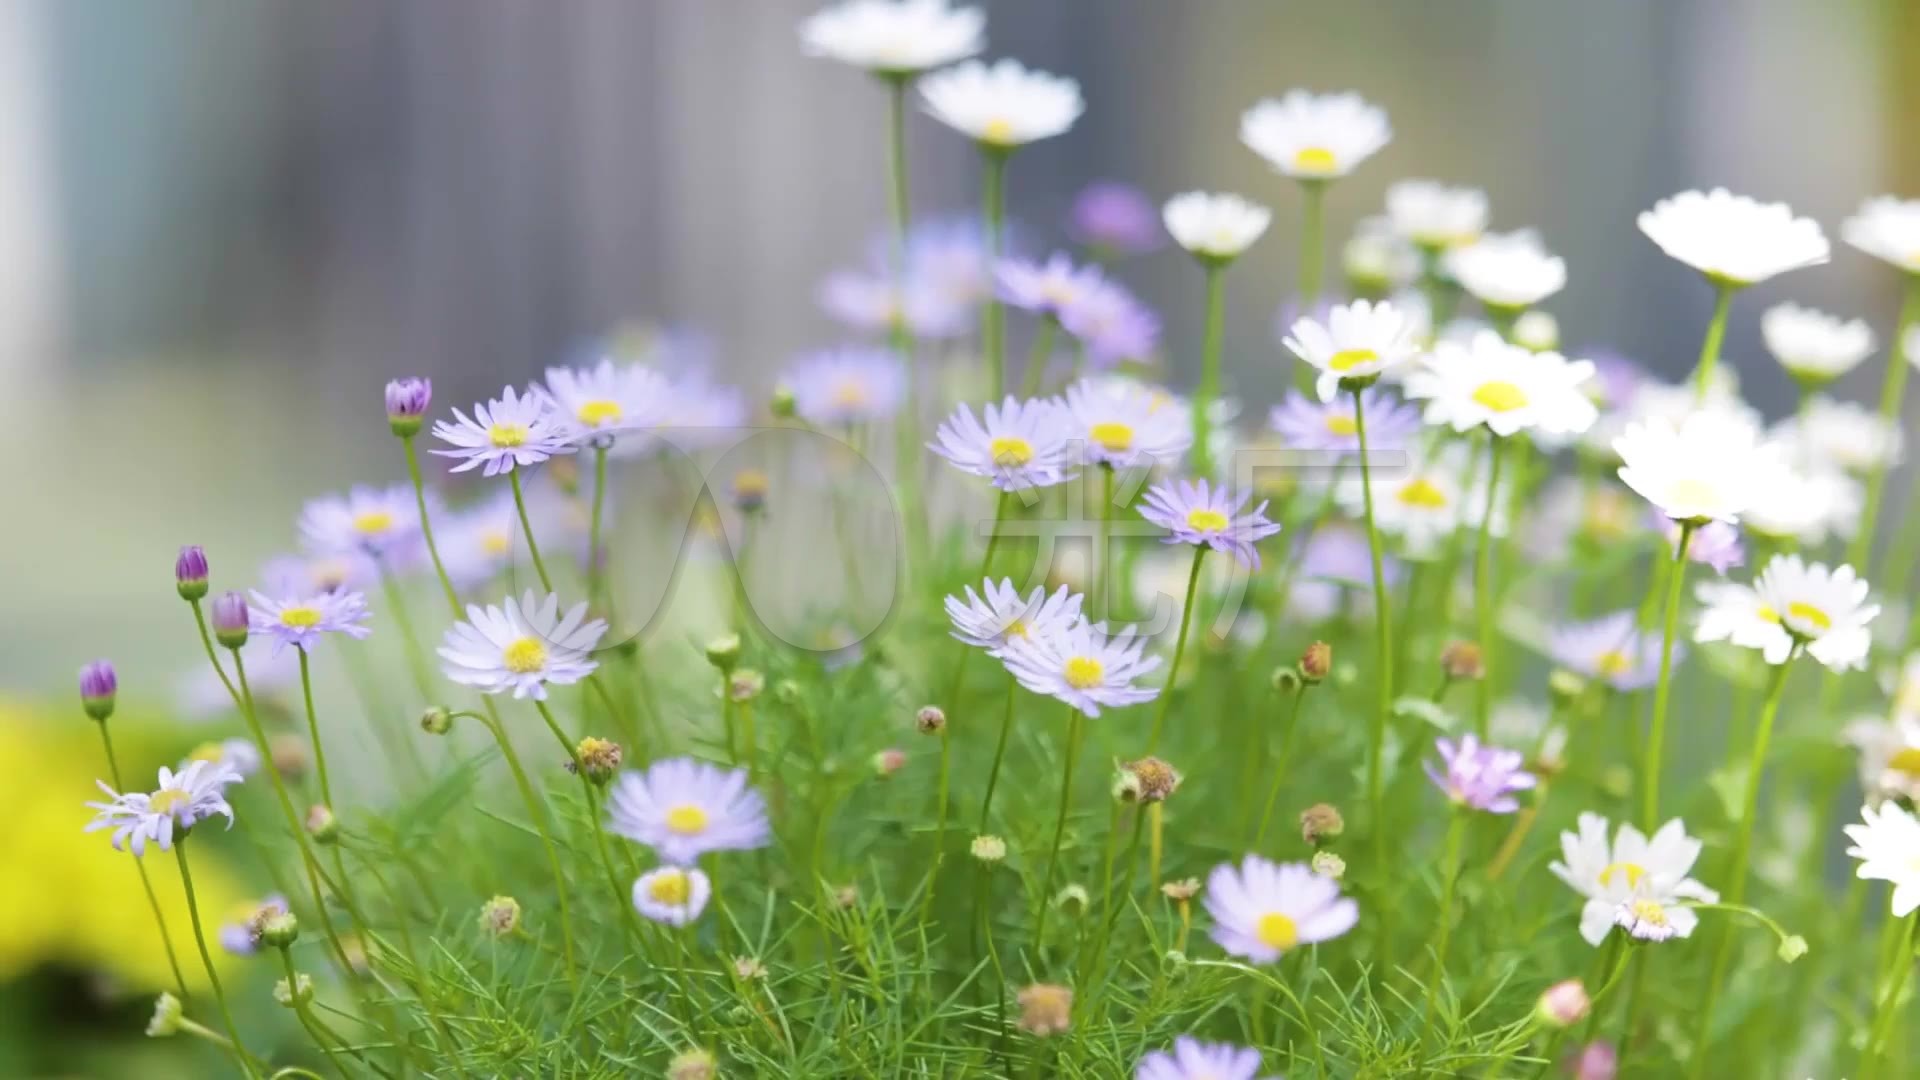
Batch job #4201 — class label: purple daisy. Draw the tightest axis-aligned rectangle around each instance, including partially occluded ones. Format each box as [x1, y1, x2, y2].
[247, 588, 373, 654]
[996, 252, 1107, 319]
[907, 216, 996, 309]
[782, 347, 906, 427]
[1068, 181, 1164, 257]
[1662, 515, 1744, 576]
[929, 396, 1078, 491]
[819, 262, 971, 340]
[605, 756, 771, 866]
[1425, 734, 1536, 813]
[1138, 478, 1282, 570]
[1546, 610, 1678, 692]
[430, 384, 577, 476]
[1135, 1037, 1272, 1080]
[1058, 279, 1161, 367]
[1268, 388, 1421, 454]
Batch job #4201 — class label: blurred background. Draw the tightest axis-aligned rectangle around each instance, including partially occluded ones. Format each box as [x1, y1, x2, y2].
[1, 0, 1916, 1071]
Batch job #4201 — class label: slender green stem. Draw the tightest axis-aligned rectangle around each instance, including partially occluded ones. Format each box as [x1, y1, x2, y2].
[1253, 688, 1309, 850]
[1032, 703, 1083, 958]
[1146, 548, 1206, 753]
[280, 948, 350, 1076]
[1192, 261, 1227, 477]
[478, 707, 580, 990]
[1353, 389, 1395, 864]
[977, 675, 1018, 832]
[1020, 317, 1057, 398]
[174, 841, 259, 1078]
[187, 598, 241, 706]
[1423, 812, 1469, 1025]
[296, 648, 334, 809]
[374, 558, 438, 714]
[1690, 281, 1736, 403]
[883, 76, 929, 581]
[509, 468, 554, 592]
[1863, 915, 1920, 1077]
[1097, 466, 1115, 621]
[1473, 436, 1507, 737]
[981, 148, 1009, 399]
[401, 435, 462, 613]
[918, 721, 954, 929]
[1853, 273, 1920, 584]
[1688, 651, 1795, 1075]
[95, 725, 190, 999]
[1641, 521, 1696, 830]
[587, 443, 610, 603]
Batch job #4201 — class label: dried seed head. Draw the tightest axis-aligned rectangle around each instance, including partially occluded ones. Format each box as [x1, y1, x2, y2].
[1299, 641, 1332, 683]
[270, 734, 310, 781]
[1440, 640, 1485, 682]
[970, 834, 1008, 863]
[1121, 757, 1182, 803]
[733, 955, 768, 980]
[1300, 803, 1344, 846]
[915, 705, 946, 734]
[668, 1049, 718, 1080]
[258, 909, 300, 949]
[479, 895, 522, 938]
[274, 972, 314, 1008]
[146, 993, 183, 1038]
[831, 884, 860, 910]
[1015, 983, 1073, 1037]
[728, 669, 765, 702]
[1311, 851, 1347, 880]
[1160, 877, 1202, 902]
[568, 737, 623, 785]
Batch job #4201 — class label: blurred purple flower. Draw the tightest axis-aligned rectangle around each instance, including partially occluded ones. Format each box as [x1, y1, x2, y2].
[1425, 734, 1536, 813]
[1067, 181, 1163, 257]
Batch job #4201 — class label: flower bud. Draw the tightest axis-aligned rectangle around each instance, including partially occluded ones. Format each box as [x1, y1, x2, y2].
[1300, 803, 1344, 846]
[1160, 877, 1201, 902]
[1053, 884, 1090, 917]
[174, 545, 210, 600]
[567, 737, 623, 785]
[385, 377, 432, 436]
[420, 706, 453, 735]
[270, 734, 310, 781]
[1571, 1041, 1617, 1080]
[305, 804, 339, 844]
[769, 385, 797, 420]
[1120, 757, 1182, 803]
[1299, 641, 1332, 683]
[211, 591, 251, 649]
[1440, 640, 1485, 682]
[1270, 666, 1302, 694]
[1015, 983, 1073, 1037]
[259, 910, 300, 949]
[274, 972, 314, 1008]
[705, 633, 741, 673]
[1548, 668, 1588, 704]
[831, 884, 860, 910]
[146, 993, 184, 1037]
[970, 834, 1007, 863]
[1311, 851, 1347, 880]
[1535, 978, 1590, 1028]
[728, 669, 765, 703]
[1111, 768, 1144, 803]
[871, 747, 906, 778]
[479, 895, 521, 937]
[79, 660, 118, 722]
[732, 468, 770, 513]
[915, 704, 946, 735]
[774, 678, 802, 706]
[667, 1048, 718, 1080]
[1778, 934, 1808, 963]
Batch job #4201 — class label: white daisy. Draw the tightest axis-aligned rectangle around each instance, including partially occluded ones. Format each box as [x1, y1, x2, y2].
[437, 590, 608, 700]
[919, 58, 1083, 148]
[1282, 299, 1420, 403]
[1238, 91, 1391, 180]
[1203, 854, 1358, 964]
[298, 485, 421, 559]
[1761, 303, 1875, 383]
[86, 759, 244, 856]
[1161, 192, 1272, 262]
[929, 396, 1077, 490]
[1613, 410, 1777, 523]
[1061, 378, 1193, 471]
[1342, 215, 1422, 291]
[540, 359, 672, 451]
[1695, 554, 1879, 670]
[632, 866, 713, 927]
[1774, 395, 1903, 474]
[1336, 441, 1496, 559]
[945, 579, 1083, 656]
[797, 0, 983, 75]
[1636, 188, 1830, 286]
[999, 619, 1161, 717]
[1843, 801, 1920, 916]
[1844, 714, 1920, 807]
[1385, 180, 1488, 249]
[1445, 230, 1566, 311]
[1841, 196, 1920, 275]
[431, 385, 578, 477]
[1741, 457, 1861, 547]
[1549, 813, 1717, 946]
[1404, 331, 1596, 438]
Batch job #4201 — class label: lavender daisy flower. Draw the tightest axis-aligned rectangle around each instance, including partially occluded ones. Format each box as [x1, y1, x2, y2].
[632, 866, 712, 927]
[783, 348, 906, 427]
[1664, 516, 1744, 575]
[929, 396, 1078, 490]
[298, 485, 421, 559]
[1068, 181, 1164, 257]
[1136, 1037, 1273, 1080]
[1425, 734, 1536, 813]
[820, 263, 970, 340]
[1138, 478, 1282, 570]
[1547, 611, 1679, 691]
[85, 759, 243, 855]
[999, 619, 1161, 717]
[908, 216, 996, 309]
[431, 384, 577, 476]
[1058, 279, 1161, 367]
[1268, 388, 1420, 454]
[436, 492, 521, 589]
[1204, 854, 1358, 963]
[1063, 378, 1193, 470]
[247, 589, 372, 655]
[945, 579, 1083, 655]
[437, 590, 607, 700]
[996, 252, 1107, 318]
[540, 358, 672, 449]
[219, 894, 288, 955]
[261, 550, 380, 598]
[605, 756, 771, 865]
[658, 367, 749, 450]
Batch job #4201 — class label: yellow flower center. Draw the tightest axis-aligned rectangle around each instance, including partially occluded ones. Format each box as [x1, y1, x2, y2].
[1292, 147, 1337, 174]
[1186, 508, 1230, 533]
[1786, 601, 1832, 631]
[1328, 348, 1378, 372]
[188, 742, 225, 763]
[1256, 911, 1300, 950]
[576, 399, 623, 427]
[1063, 656, 1105, 690]
[1888, 747, 1920, 778]
[1628, 897, 1669, 928]
[480, 529, 512, 556]
[990, 436, 1036, 467]
[352, 510, 395, 535]
[832, 380, 870, 408]
[311, 558, 352, 590]
[647, 869, 691, 905]
[1471, 380, 1529, 412]
[981, 117, 1017, 145]
[1598, 861, 1647, 889]
[1324, 414, 1358, 436]
[1397, 478, 1450, 509]
[502, 637, 548, 674]
[1664, 478, 1719, 510]
[1090, 422, 1135, 452]
[278, 606, 323, 629]
[665, 804, 709, 835]
[1003, 619, 1031, 641]
[148, 790, 189, 816]
[488, 422, 530, 448]
[1594, 650, 1634, 677]
[1756, 604, 1780, 624]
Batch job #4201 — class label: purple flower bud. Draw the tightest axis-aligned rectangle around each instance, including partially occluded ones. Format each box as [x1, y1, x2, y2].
[1066, 181, 1163, 257]
[211, 590, 251, 649]
[175, 545, 209, 600]
[385, 377, 432, 436]
[79, 660, 117, 721]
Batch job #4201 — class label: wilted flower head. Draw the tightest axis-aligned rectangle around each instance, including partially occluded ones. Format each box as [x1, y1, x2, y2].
[218, 893, 290, 955]
[1239, 90, 1391, 180]
[919, 59, 1083, 148]
[1425, 734, 1536, 813]
[1300, 802, 1344, 845]
[146, 993, 183, 1038]
[86, 759, 243, 855]
[568, 737, 624, 784]
[1637, 188, 1829, 286]
[1121, 757, 1182, 803]
[1439, 640, 1484, 682]
[606, 756, 771, 865]
[914, 705, 946, 734]
[1161, 877, 1201, 902]
[1299, 642, 1333, 683]
[1015, 983, 1073, 1036]
[1068, 180, 1163, 256]
[1138, 478, 1282, 570]
[797, 0, 983, 75]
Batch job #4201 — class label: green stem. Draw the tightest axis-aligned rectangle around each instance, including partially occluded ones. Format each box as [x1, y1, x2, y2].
[587, 443, 610, 604]
[296, 648, 334, 809]
[977, 675, 1017, 832]
[1853, 274, 1920, 583]
[884, 77, 928, 582]
[1690, 281, 1736, 403]
[400, 435, 462, 613]
[1473, 436, 1507, 737]
[981, 148, 1009, 399]
[1020, 316, 1057, 398]
[280, 949, 350, 1076]
[1354, 389, 1395, 866]
[95, 725, 190, 1000]
[1032, 703, 1083, 959]
[918, 723, 954, 926]
[174, 841, 260, 1078]
[1253, 688, 1309, 850]
[1097, 466, 1115, 621]
[1640, 521, 1696, 830]
[478, 707, 580, 991]
[509, 468, 555, 592]
[1422, 812, 1469, 1027]
[1863, 915, 1920, 1077]
[1687, 651, 1795, 1075]
[1146, 548, 1206, 753]
[1192, 261, 1227, 477]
